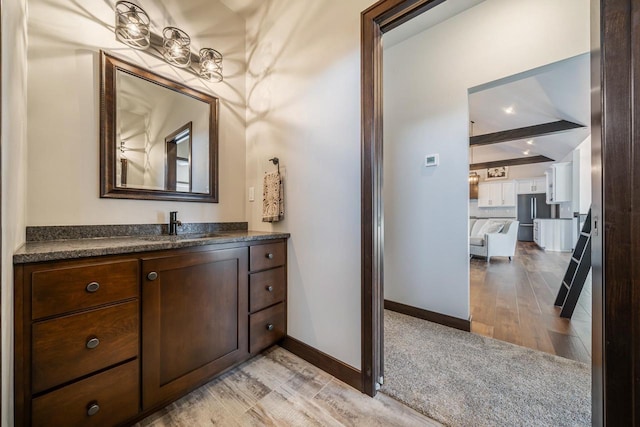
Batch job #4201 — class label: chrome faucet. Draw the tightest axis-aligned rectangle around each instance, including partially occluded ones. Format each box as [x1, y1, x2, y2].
[169, 211, 182, 235]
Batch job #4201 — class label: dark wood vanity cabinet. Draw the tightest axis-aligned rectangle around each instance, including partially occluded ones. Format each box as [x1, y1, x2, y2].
[248, 241, 287, 354]
[15, 258, 141, 427]
[140, 247, 248, 410]
[14, 238, 288, 426]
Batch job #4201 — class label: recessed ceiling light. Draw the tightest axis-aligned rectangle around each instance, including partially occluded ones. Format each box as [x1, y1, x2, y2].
[526, 140, 534, 145]
[523, 150, 531, 155]
[503, 106, 515, 115]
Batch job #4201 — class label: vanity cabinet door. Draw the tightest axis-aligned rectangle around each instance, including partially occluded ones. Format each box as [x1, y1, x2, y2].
[141, 247, 249, 410]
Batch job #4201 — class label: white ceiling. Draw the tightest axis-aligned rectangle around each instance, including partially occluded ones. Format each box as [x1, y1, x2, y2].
[219, 0, 262, 17]
[469, 53, 591, 163]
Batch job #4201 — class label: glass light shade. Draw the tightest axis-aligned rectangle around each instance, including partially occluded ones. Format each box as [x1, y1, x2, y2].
[115, 1, 150, 50]
[163, 27, 191, 68]
[199, 48, 223, 82]
[469, 172, 480, 185]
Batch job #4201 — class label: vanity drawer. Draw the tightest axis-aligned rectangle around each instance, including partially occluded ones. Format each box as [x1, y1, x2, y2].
[31, 259, 139, 319]
[249, 302, 285, 354]
[32, 359, 139, 427]
[249, 267, 285, 313]
[249, 241, 285, 272]
[32, 300, 138, 393]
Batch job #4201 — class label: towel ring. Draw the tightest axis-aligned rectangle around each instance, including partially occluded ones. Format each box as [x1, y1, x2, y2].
[269, 157, 280, 173]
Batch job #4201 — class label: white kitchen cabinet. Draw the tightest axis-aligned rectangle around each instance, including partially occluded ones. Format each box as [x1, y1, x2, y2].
[478, 182, 499, 207]
[545, 162, 572, 204]
[517, 177, 546, 194]
[502, 181, 516, 206]
[478, 181, 516, 207]
[533, 219, 575, 252]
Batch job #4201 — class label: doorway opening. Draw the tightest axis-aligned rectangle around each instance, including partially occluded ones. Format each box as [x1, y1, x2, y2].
[467, 55, 592, 363]
[362, 0, 631, 424]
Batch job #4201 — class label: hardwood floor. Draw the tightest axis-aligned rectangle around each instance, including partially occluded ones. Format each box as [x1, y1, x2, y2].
[470, 241, 592, 363]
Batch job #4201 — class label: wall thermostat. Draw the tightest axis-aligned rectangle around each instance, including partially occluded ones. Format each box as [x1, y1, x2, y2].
[424, 154, 439, 167]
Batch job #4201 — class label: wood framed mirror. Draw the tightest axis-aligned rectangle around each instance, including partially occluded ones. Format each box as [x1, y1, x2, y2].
[100, 51, 218, 202]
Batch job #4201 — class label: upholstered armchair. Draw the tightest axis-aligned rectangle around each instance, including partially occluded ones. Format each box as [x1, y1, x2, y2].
[469, 219, 520, 262]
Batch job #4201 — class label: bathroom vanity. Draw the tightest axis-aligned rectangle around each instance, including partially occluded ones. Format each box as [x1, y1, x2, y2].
[13, 229, 289, 426]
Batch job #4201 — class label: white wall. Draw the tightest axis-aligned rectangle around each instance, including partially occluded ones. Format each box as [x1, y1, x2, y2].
[245, 0, 370, 369]
[118, 110, 147, 187]
[383, 0, 589, 319]
[2, 0, 29, 424]
[26, 0, 246, 226]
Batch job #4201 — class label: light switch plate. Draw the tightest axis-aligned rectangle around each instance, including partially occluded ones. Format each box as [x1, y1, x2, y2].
[425, 154, 439, 167]
[249, 187, 255, 202]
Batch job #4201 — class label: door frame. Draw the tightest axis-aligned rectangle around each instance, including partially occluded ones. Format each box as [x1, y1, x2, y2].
[360, 0, 639, 425]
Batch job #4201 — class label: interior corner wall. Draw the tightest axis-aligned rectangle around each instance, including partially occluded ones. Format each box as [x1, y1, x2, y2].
[244, 0, 371, 369]
[26, 0, 247, 226]
[382, 0, 589, 319]
[2, 0, 29, 424]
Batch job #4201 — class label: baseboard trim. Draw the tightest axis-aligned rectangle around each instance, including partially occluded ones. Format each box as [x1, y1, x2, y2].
[280, 336, 362, 391]
[384, 300, 471, 332]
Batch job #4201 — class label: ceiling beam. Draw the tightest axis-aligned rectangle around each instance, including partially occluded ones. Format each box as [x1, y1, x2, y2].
[469, 120, 586, 147]
[470, 155, 554, 170]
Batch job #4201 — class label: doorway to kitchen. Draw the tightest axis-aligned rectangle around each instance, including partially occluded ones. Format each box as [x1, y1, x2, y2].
[467, 55, 592, 363]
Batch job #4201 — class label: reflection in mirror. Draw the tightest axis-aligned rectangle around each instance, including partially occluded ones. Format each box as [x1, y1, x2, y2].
[165, 122, 192, 192]
[101, 51, 218, 203]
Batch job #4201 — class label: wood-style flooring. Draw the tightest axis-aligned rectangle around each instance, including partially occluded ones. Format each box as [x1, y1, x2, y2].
[137, 346, 441, 426]
[470, 241, 592, 363]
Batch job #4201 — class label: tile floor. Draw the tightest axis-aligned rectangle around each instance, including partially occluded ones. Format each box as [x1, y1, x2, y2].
[136, 346, 441, 426]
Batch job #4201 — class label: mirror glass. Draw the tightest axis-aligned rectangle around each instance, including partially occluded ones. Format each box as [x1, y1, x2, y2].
[101, 51, 218, 203]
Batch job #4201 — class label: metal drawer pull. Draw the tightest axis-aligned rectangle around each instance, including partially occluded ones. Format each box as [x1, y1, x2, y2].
[265, 253, 274, 259]
[266, 285, 274, 292]
[85, 282, 100, 293]
[266, 323, 274, 331]
[87, 403, 100, 416]
[86, 337, 100, 349]
[147, 271, 158, 281]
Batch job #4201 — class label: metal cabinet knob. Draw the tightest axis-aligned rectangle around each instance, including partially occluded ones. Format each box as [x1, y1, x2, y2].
[266, 323, 274, 331]
[147, 271, 158, 281]
[87, 403, 100, 416]
[86, 337, 100, 349]
[265, 253, 274, 259]
[85, 282, 100, 293]
[266, 285, 274, 292]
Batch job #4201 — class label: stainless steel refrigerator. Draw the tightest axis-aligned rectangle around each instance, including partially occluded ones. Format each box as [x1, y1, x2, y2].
[517, 194, 552, 241]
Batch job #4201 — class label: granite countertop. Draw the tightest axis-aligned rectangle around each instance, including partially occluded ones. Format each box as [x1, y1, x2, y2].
[14, 230, 290, 264]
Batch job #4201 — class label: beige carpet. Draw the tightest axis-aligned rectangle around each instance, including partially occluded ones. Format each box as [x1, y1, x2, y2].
[381, 310, 591, 427]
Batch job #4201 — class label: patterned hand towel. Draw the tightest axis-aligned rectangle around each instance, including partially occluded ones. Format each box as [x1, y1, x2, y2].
[262, 171, 284, 222]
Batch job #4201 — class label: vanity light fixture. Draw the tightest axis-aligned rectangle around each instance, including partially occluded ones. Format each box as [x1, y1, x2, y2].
[115, 1, 151, 50]
[199, 48, 223, 82]
[113, 1, 224, 81]
[163, 27, 191, 68]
